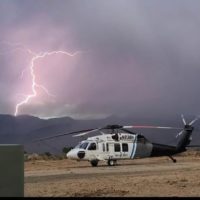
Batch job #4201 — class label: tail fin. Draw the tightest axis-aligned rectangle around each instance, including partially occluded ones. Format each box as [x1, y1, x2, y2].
[176, 115, 199, 152]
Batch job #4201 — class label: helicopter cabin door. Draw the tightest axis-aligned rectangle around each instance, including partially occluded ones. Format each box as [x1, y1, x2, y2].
[86, 142, 98, 160]
[98, 142, 109, 160]
[111, 143, 130, 159]
[121, 143, 129, 159]
[107, 142, 122, 159]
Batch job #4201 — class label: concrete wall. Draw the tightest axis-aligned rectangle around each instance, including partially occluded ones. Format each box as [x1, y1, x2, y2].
[0, 145, 24, 197]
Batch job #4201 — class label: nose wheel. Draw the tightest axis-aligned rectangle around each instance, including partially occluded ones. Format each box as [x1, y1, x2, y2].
[90, 160, 99, 167]
[107, 159, 117, 166]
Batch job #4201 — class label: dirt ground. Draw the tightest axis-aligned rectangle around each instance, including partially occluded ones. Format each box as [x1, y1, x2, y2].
[24, 151, 200, 197]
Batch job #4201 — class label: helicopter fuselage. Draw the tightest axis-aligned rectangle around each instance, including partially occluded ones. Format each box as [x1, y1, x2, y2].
[66, 133, 159, 166]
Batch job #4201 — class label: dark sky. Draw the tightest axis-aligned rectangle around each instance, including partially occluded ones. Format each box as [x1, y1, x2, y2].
[0, 0, 200, 119]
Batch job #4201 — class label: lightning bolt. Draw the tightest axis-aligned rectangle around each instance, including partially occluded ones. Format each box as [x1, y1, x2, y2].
[0, 41, 81, 116]
[14, 50, 81, 116]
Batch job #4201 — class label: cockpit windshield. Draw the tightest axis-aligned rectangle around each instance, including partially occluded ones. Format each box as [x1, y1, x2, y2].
[79, 142, 89, 149]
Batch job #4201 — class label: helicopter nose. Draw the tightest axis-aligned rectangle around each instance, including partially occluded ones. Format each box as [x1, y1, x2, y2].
[66, 149, 78, 159]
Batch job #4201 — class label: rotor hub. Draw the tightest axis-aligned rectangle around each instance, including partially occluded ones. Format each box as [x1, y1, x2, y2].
[105, 125, 123, 129]
[184, 124, 194, 131]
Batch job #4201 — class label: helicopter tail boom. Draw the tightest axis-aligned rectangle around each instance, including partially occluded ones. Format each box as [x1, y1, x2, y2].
[176, 125, 193, 152]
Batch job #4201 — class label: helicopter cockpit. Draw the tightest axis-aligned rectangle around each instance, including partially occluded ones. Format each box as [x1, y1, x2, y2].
[74, 141, 88, 149]
[67, 141, 97, 160]
[75, 141, 97, 150]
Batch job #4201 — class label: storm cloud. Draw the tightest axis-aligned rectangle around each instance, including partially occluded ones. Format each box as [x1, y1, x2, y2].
[0, 0, 200, 119]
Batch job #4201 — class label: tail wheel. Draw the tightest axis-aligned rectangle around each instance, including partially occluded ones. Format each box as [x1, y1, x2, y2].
[107, 159, 117, 166]
[90, 160, 98, 167]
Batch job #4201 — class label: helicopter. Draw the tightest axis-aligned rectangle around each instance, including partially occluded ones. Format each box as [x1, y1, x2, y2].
[33, 115, 200, 167]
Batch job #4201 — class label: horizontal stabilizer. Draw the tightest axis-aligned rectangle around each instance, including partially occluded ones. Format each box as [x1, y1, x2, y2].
[187, 145, 200, 148]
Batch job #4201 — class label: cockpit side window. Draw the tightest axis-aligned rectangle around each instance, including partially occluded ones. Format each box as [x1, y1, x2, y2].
[79, 142, 89, 149]
[88, 143, 96, 150]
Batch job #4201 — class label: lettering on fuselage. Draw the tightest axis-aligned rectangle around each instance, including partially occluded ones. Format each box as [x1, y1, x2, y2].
[119, 135, 135, 141]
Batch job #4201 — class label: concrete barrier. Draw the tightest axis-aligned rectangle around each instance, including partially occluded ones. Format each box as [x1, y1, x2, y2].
[0, 144, 24, 197]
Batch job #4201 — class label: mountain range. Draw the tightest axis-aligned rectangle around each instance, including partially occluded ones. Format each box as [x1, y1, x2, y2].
[0, 114, 199, 154]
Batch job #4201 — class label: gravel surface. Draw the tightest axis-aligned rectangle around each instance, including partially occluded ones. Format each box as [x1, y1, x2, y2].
[24, 154, 200, 197]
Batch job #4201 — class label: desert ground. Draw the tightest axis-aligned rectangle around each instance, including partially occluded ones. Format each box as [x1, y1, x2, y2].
[24, 150, 200, 197]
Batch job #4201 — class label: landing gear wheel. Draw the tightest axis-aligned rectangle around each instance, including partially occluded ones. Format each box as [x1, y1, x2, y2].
[107, 159, 117, 166]
[90, 160, 98, 167]
[168, 155, 177, 163]
[173, 159, 177, 163]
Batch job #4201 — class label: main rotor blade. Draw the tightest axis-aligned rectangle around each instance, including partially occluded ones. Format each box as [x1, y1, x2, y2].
[32, 128, 95, 142]
[120, 128, 137, 135]
[123, 125, 182, 130]
[176, 130, 183, 138]
[73, 128, 102, 137]
[189, 115, 200, 126]
[181, 114, 187, 125]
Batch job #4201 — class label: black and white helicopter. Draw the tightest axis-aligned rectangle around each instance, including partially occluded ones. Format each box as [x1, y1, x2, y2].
[34, 115, 200, 167]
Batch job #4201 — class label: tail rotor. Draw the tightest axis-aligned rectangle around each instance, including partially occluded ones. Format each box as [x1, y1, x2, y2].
[189, 116, 200, 126]
[181, 114, 187, 125]
[176, 115, 200, 138]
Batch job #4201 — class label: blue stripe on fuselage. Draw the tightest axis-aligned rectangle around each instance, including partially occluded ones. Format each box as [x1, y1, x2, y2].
[130, 137, 137, 159]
